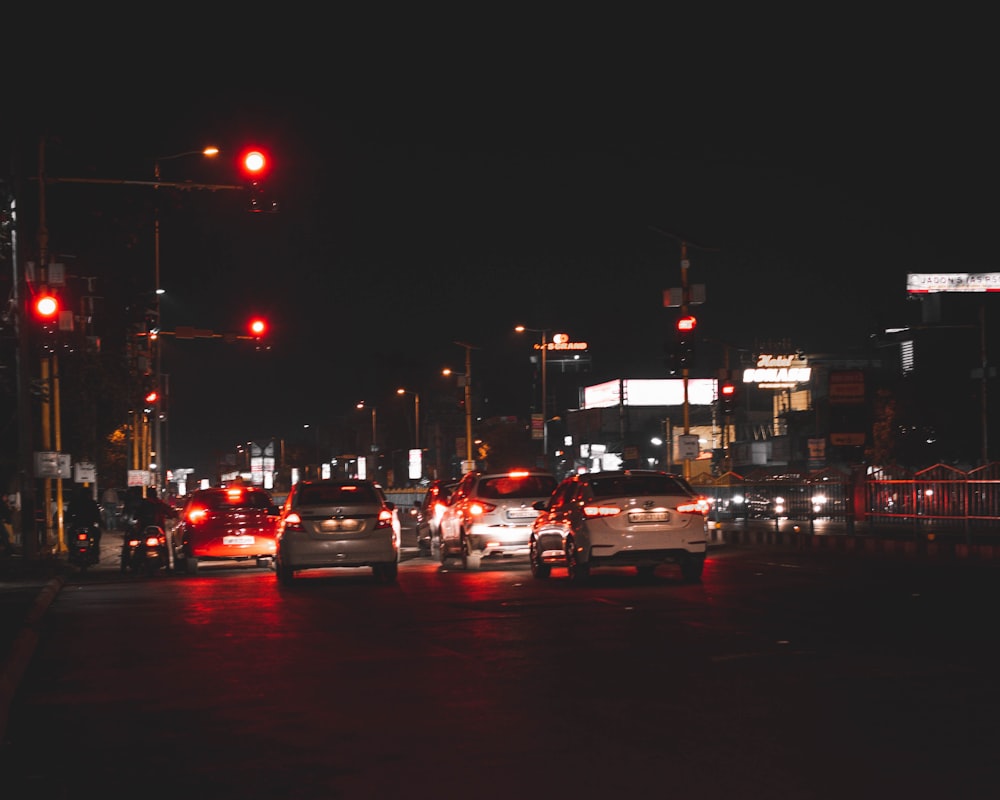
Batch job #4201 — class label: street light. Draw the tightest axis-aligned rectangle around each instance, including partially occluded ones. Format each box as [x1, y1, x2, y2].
[515, 325, 550, 467]
[396, 388, 420, 449]
[150, 146, 219, 491]
[447, 341, 479, 473]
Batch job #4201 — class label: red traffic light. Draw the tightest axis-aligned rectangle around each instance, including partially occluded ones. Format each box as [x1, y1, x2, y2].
[34, 292, 60, 321]
[676, 315, 697, 333]
[720, 382, 736, 397]
[240, 148, 269, 177]
[145, 389, 159, 404]
[248, 317, 267, 338]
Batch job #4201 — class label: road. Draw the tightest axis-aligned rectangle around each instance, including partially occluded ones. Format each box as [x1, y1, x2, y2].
[2, 545, 1000, 799]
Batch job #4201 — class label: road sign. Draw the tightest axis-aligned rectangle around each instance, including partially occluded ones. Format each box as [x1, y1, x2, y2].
[677, 434, 700, 460]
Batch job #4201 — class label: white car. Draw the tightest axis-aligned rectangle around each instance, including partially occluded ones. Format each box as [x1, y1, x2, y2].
[438, 469, 558, 569]
[530, 470, 710, 583]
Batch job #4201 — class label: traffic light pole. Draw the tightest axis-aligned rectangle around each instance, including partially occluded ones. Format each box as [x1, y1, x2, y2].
[680, 240, 691, 481]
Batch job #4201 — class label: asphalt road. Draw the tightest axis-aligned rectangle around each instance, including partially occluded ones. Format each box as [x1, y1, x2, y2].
[3, 538, 1000, 799]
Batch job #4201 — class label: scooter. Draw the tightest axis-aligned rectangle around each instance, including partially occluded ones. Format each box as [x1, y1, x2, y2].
[67, 522, 100, 571]
[121, 524, 168, 575]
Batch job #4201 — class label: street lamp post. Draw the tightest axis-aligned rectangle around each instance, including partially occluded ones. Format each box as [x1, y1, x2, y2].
[445, 342, 479, 473]
[515, 325, 550, 467]
[355, 402, 377, 478]
[396, 388, 420, 449]
[150, 146, 218, 491]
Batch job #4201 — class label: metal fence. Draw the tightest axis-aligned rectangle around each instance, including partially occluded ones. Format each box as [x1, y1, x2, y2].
[690, 463, 1000, 534]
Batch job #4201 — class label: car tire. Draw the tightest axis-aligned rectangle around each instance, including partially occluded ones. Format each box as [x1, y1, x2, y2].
[256, 557, 272, 569]
[185, 556, 199, 575]
[276, 559, 295, 585]
[680, 554, 705, 583]
[460, 536, 480, 570]
[565, 537, 589, 584]
[529, 538, 550, 580]
[439, 537, 451, 565]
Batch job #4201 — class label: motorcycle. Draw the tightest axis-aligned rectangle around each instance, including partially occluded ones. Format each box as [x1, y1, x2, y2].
[120, 524, 169, 575]
[67, 522, 100, 570]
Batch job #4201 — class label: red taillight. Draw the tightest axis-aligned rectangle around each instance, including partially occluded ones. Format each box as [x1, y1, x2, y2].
[144, 534, 163, 547]
[127, 537, 141, 548]
[468, 501, 497, 516]
[186, 505, 209, 524]
[225, 488, 244, 503]
[433, 501, 447, 521]
[75, 531, 90, 542]
[281, 512, 304, 533]
[583, 505, 622, 517]
[377, 508, 394, 528]
[676, 497, 711, 515]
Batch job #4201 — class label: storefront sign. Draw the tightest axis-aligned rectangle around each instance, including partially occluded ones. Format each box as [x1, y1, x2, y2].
[742, 354, 811, 388]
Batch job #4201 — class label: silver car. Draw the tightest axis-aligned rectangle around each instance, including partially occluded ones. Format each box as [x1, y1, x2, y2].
[530, 470, 710, 583]
[274, 479, 400, 584]
[439, 469, 558, 569]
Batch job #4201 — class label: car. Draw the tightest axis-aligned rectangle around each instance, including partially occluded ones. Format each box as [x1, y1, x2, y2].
[438, 469, 558, 569]
[529, 469, 710, 583]
[413, 479, 458, 555]
[173, 485, 280, 574]
[273, 478, 400, 585]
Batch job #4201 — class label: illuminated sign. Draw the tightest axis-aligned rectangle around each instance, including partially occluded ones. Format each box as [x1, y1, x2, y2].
[743, 354, 811, 389]
[583, 379, 718, 408]
[907, 273, 1000, 293]
[535, 332, 588, 351]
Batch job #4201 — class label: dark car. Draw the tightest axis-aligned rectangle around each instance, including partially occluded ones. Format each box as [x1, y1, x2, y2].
[273, 478, 400, 584]
[413, 479, 458, 555]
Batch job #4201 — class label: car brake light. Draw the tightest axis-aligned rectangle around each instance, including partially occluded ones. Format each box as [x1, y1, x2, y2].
[226, 487, 244, 502]
[468, 501, 497, 516]
[144, 534, 163, 547]
[508, 470, 530, 478]
[433, 502, 447, 521]
[187, 505, 209, 524]
[583, 505, 622, 517]
[282, 512, 304, 532]
[676, 497, 711, 515]
[377, 508, 394, 528]
[75, 531, 90, 542]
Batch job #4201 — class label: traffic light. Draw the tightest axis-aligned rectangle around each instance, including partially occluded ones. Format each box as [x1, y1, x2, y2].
[675, 314, 697, 369]
[720, 379, 737, 415]
[240, 147, 278, 213]
[144, 388, 160, 405]
[32, 290, 60, 331]
[248, 317, 267, 339]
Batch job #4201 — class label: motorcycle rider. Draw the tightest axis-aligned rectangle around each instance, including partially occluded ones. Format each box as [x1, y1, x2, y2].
[67, 486, 102, 557]
[135, 487, 176, 532]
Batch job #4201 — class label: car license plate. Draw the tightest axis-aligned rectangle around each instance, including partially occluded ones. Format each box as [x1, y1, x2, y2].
[628, 511, 670, 523]
[507, 509, 537, 519]
[320, 519, 361, 532]
[223, 535, 255, 545]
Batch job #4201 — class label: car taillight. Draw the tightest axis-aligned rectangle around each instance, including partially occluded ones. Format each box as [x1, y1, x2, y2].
[433, 502, 447, 521]
[583, 505, 622, 517]
[75, 531, 90, 542]
[676, 497, 711, 515]
[377, 508, 394, 528]
[468, 501, 497, 516]
[281, 512, 305, 533]
[127, 537, 141, 548]
[144, 534, 163, 547]
[187, 505, 209, 524]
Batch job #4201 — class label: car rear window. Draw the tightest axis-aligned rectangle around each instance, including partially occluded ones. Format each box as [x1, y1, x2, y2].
[476, 474, 558, 500]
[588, 474, 693, 499]
[297, 483, 379, 506]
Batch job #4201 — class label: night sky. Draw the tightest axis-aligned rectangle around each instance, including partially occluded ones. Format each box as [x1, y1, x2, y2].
[4, 22, 996, 475]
